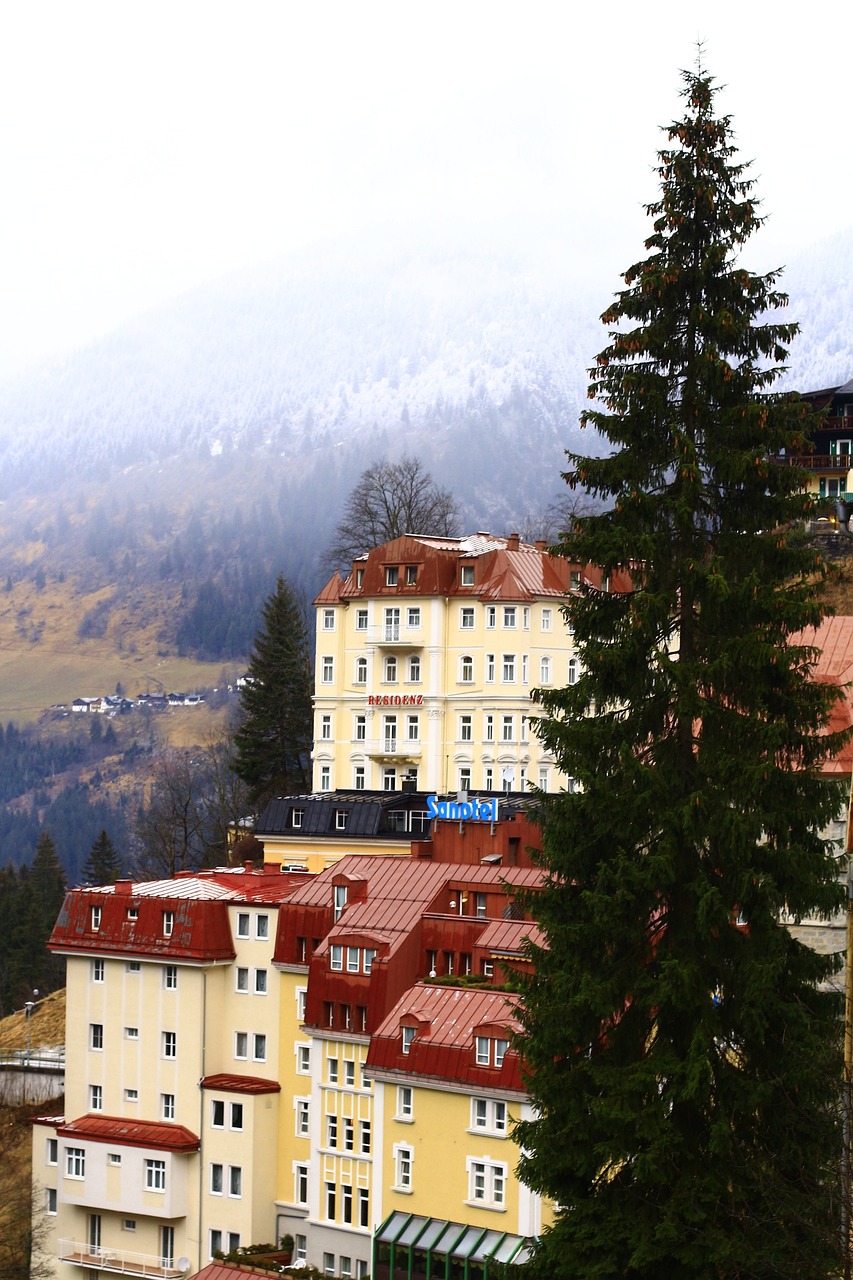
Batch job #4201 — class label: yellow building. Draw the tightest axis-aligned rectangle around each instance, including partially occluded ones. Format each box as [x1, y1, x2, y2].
[31, 868, 301, 1279]
[312, 533, 622, 795]
[367, 984, 551, 1277]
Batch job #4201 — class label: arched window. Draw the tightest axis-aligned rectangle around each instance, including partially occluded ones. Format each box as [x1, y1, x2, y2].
[355, 657, 367, 685]
[385, 655, 398, 683]
[460, 655, 474, 683]
[568, 658, 578, 685]
[408, 654, 421, 682]
[540, 656, 552, 685]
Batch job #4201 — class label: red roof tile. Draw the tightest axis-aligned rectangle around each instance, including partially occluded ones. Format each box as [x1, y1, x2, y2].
[200, 1073, 281, 1095]
[190, 1266, 274, 1280]
[56, 1114, 199, 1151]
[477, 917, 544, 956]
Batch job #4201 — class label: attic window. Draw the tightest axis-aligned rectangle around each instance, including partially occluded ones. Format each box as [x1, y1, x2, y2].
[91, 906, 102, 932]
[402, 1026, 416, 1054]
[356, 568, 364, 588]
[334, 884, 348, 922]
[406, 565, 417, 585]
[126, 908, 138, 922]
[292, 809, 304, 830]
[162, 911, 174, 938]
[385, 566, 399, 587]
[335, 811, 348, 831]
[461, 564, 474, 585]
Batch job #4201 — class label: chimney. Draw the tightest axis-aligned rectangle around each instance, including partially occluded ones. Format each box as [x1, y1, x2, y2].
[507, 533, 520, 550]
[245, 860, 254, 873]
[114, 879, 133, 895]
[535, 539, 547, 553]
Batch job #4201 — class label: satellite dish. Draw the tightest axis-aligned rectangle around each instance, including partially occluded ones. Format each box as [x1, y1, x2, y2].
[177, 1259, 191, 1273]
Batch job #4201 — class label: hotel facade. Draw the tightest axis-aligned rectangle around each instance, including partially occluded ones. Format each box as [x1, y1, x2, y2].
[312, 532, 626, 796]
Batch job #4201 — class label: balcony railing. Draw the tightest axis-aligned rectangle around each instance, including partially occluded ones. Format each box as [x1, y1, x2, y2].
[58, 1240, 185, 1278]
[368, 624, 422, 646]
[365, 737, 422, 759]
[772, 453, 852, 472]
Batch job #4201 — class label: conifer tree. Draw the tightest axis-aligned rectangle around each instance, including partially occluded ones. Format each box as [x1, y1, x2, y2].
[517, 67, 848, 1279]
[233, 575, 313, 807]
[82, 829, 121, 885]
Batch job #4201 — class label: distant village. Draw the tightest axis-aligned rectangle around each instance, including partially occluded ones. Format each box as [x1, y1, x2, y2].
[49, 677, 249, 717]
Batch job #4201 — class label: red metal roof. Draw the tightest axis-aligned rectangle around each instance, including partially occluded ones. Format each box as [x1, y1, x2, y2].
[367, 983, 525, 1092]
[477, 917, 544, 956]
[190, 1266, 275, 1280]
[797, 617, 853, 776]
[200, 1073, 281, 1095]
[49, 892, 236, 962]
[56, 1114, 199, 1152]
[319, 532, 631, 605]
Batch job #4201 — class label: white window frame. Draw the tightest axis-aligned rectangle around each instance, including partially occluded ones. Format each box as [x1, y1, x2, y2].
[330, 944, 343, 970]
[459, 654, 474, 683]
[541, 607, 552, 631]
[540, 655, 552, 684]
[502, 654, 516, 682]
[397, 1085, 413, 1120]
[236, 912, 250, 938]
[66, 1146, 85, 1178]
[162, 911, 174, 937]
[407, 653, 421, 682]
[296, 1098, 310, 1136]
[90, 1023, 103, 1051]
[460, 714, 473, 742]
[253, 1033, 267, 1061]
[235, 1031, 248, 1060]
[503, 606, 516, 628]
[356, 608, 368, 630]
[235, 967, 249, 993]
[92, 958, 105, 983]
[467, 1157, 507, 1208]
[211, 1099, 225, 1128]
[322, 656, 334, 684]
[90, 1084, 103, 1111]
[322, 608, 336, 630]
[321, 714, 332, 740]
[296, 1043, 311, 1074]
[254, 968, 268, 994]
[164, 964, 178, 990]
[355, 657, 367, 684]
[460, 606, 475, 630]
[394, 1143, 413, 1191]
[145, 1159, 166, 1192]
[210, 1162, 224, 1195]
[402, 1026, 416, 1054]
[407, 606, 421, 627]
[486, 605, 496, 629]
[228, 1165, 242, 1198]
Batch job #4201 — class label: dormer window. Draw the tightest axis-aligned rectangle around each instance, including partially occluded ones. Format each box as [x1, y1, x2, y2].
[91, 906, 102, 932]
[292, 809, 304, 829]
[335, 811, 348, 831]
[385, 566, 399, 587]
[461, 564, 474, 585]
[356, 568, 364, 587]
[334, 884, 348, 922]
[162, 911, 174, 938]
[126, 907, 138, 922]
[402, 1026, 416, 1054]
[406, 565, 417, 585]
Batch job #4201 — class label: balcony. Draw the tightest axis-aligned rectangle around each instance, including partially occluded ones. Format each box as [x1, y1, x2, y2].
[58, 1240, 186, 1278]
[368, 624, 422, 647]
[773, 453, 851, 473]
[366, 737, 422, 761]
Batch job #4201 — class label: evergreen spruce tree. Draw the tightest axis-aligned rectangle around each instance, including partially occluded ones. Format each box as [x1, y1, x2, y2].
[82, 829, 121, 885]
[516, 67, 848, 1280]
[233, 575, 313, 807]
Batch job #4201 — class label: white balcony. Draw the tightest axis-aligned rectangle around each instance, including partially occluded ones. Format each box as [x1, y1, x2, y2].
[365, 737, 422, 761]
[58, 1240, 186, 1278]
[367, 624, 422, 647]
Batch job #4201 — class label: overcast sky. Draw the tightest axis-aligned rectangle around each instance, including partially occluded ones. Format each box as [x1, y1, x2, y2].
[0, 1, 849, 378]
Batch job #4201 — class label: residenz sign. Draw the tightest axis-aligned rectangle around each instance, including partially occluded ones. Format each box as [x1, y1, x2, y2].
[426, 795, 499, 823]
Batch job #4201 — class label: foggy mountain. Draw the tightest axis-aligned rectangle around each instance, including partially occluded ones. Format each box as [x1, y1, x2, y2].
[0, 217, 849, 662]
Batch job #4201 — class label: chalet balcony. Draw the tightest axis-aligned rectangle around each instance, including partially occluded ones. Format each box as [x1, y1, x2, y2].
[772, 453, 851, 473]
[58, 1240, 185, 1278]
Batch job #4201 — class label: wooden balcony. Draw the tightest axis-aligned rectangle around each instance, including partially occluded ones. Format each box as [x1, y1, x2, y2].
[772, 454, 851, 473]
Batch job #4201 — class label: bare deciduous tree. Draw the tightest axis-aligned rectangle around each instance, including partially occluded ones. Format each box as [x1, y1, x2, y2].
[326, 456, 460, 566]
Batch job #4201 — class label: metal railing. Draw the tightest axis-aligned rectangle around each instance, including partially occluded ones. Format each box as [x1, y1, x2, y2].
[58, 1240, 186, 1277]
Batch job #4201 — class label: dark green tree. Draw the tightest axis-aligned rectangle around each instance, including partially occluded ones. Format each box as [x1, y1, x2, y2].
[81, 829, 122, 885]
[516, 67, 847, 1280]
[233, 575, 313, 808]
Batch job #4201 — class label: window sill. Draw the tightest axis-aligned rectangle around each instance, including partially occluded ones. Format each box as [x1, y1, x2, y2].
[464, 1200, 506, 1212]
[394, 1115, 414, 1124]
[392, 1186, 413, 1195]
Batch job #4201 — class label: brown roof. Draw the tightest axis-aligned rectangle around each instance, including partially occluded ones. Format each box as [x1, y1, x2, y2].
[56, 1114, 199, 1152]
[200, 1073, 281, 1095]
[477, 917, 544, 957]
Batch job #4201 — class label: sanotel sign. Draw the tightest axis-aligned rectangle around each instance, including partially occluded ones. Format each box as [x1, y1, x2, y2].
[426, 795, 499, 823]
